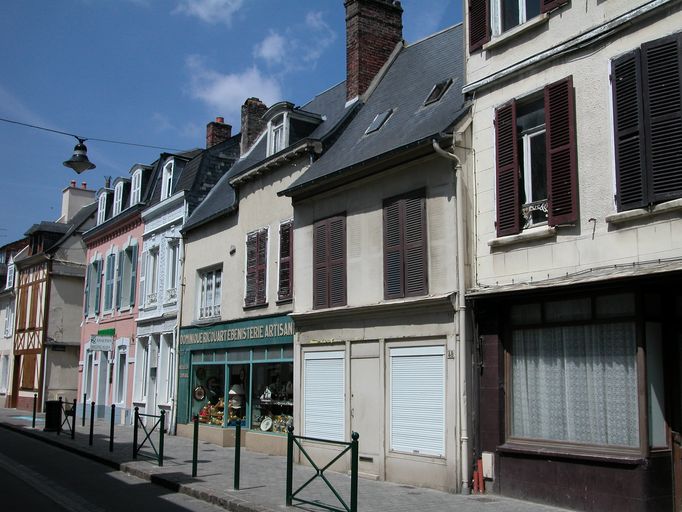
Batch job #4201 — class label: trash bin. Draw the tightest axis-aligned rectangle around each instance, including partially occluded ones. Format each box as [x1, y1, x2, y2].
[44, 400, 61, 432]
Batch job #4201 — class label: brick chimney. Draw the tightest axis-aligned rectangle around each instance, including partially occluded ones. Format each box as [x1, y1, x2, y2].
[240, 97, 268, 155]
[206, 116, 232, 148]
[345, 0, 403, 101]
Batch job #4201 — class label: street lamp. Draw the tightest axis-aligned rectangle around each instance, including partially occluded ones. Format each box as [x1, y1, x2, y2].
[63, 137, 96, 173]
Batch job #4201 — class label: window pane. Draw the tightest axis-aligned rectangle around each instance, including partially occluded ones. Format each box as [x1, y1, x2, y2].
[510, 303, 542, 325]
[647, 322, 666, 447]
[251, 362, 293, 432]
[502, 0, 520, 32]
[544, 298, 591, 322]
[596, 293, 636, 318]
[193, 364, 225, 426]
[526, 0, 541, 19]
[511, 322, 639, 447]
[529, 131, 547, 201]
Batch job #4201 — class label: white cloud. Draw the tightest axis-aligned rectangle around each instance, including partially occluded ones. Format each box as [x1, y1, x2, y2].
[302, 11, 336, 63]
[253, 31, 288, 66]
[174, 0, 244, 26]
[185, 55, 282, 119]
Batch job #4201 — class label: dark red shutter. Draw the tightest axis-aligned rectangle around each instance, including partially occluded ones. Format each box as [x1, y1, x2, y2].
[245, 232, 257, 306]
[384, 198, 403, 299]
[545, 76, 578, 225]
[612, 50, 647, 211]
[278, 222, 293, 301]
[404, 193, 427, 297]
[642, 34, 682, 204]
[495, 101, 520, 237]
[313, 220, 329, 309]
[541, 0, 568, 14]
[256, 229, 267, 305]
[328, 216, 346, 308]
[468, 0, 490, 53]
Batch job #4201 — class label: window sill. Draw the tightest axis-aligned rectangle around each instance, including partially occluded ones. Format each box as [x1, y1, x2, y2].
[243, 303, 268, 311]
[498, 442, 644, 465]
[606, 198, 682, 225]
[488, 225, 556, 248]
[193, 317, 222, 326]
[276, 297, 293, 306]
[483, 13, 550, 52]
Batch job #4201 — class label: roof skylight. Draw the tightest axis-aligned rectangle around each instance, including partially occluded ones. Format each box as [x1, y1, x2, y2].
[424, 78, 453, 106]
[365, 109, 393, 134]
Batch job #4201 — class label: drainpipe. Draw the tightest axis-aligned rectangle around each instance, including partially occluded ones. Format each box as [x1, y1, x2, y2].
[169, 226, 186, 436]
[432, 138, 469, 494]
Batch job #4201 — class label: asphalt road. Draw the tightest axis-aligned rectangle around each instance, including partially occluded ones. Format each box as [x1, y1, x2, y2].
[0, 427, 226, 512]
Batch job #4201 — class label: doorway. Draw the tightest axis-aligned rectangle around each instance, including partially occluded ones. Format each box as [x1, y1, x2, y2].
[350, 355, 382, 479]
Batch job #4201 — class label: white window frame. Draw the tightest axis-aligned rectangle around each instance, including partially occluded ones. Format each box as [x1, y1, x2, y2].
[131, 170, 142, 205]
[157, 333, 174, 406]
[5, 259, 14, 290]
[83, 349, 95, 400]
[165, 242, 179, 304]
[161, 160, 174, 200]
[521, 125, 547, 205]
[0, 354, 9, 393]
[134, 337, 150, 403]
[113, 182, 124, 215]
[146, 248, 159, 306]
[267, 113, 288, 156]
[197, 268, 222, 319]
[491, 0, 542, 36]
[112, 339, 129, 406]
[3, 303, 13, 338]
[104, 251, 117, 312]
[97, 193, 108, 225]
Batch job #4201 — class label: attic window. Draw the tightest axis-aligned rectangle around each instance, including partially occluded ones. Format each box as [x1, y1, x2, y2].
[365, 109, 393, 134]
[267, 113, 289, 156]
[424, 79, 453, 106]
[113, 182, 124, 215]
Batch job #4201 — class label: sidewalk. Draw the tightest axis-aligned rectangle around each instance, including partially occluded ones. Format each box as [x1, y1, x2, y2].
[0, 407, 566, 512]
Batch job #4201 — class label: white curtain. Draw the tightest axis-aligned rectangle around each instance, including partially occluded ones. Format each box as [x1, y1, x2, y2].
[512, 322, 639, 447]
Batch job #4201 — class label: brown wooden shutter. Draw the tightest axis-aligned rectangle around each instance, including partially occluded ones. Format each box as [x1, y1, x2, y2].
[545, 76, 578, 225]
[541, 0, 568, 14]
[642, 34, 682, 204]
[278, 222, 293, 301]
[612, 50, 647, 211]
[256, 229, 267, 305]
[328, 216, 346, 308]
[468, 0, 490, 53]
[404, 193, 427, 297]
[245, 232, 257, 306]
[384, 198, 403, 299]
[21, 354, 36, 390]
[495, 101, 521, 237]
[313, 220, 329, 309]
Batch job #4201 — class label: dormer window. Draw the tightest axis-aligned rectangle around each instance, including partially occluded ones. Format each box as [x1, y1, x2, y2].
[131, 170, 142, 205]
[97, 193, 108, 225]
[161, 160, 174, 200]
[267, 114, 288, 156]
[113, 182, 124, 215]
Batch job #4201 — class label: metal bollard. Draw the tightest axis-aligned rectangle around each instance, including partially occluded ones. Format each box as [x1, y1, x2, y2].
[159, 410, 165, 467]
[351, 432, 359, 512]
[133, 407, 139, 459]
[286, 425, 294, 506]
[71, 399, 77, 440]
[32, 393, 37, 428]
[109, 404, 115, 452]
[82, 393, 86, 427]
[192, 415, 199, 477]
[234, 421, 241, 490]
[57, 397, 63, 435]
[89, 401, 95, 446]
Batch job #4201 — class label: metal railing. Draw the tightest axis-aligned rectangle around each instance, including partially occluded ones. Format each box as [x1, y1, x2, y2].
[133, 407, 165, 466]
[286, 426, 359, 512]
[57, 397, 76, 440]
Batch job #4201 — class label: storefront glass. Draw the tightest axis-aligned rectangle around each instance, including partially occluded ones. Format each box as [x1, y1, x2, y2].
[250, 362, 293, 433]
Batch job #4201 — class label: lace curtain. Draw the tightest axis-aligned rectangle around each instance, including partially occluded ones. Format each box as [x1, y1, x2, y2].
[511, 322, 639, 447]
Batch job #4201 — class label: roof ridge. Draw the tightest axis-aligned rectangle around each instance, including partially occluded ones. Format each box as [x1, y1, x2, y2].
[404, 22, 462, 49]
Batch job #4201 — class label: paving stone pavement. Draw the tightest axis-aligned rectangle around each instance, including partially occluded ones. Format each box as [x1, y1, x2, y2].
[0, 407, 568, 512]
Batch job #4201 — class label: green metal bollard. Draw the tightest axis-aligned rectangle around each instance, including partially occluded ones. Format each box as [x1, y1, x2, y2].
[57, 397, 63, 435]
[133, 407, 139, 459]
[89, 401, 95, 446]
[351, 432, 359, 512]
[192, 415, 199, 477]
[159, 410, 165, 467]
[234, 421, 241, 490]
[109, 404, 115, 452]
[71, 399, 77, 439]
[286, 425, 294, 506]
[32, 393, 37, 428]
[82, 393, 86, 427]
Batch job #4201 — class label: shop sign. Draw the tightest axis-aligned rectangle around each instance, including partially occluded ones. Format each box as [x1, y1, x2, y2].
[180, 317, 294, 346]
[90, 335, 113, 351]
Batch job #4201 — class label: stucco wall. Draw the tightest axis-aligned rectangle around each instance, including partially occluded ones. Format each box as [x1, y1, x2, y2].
[49, 275, 86, 343]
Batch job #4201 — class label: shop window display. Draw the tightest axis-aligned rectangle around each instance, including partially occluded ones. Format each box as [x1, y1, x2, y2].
[192, 365, 225, 426]
[251, 362, 293, 433]
[227, 365, 248, 426]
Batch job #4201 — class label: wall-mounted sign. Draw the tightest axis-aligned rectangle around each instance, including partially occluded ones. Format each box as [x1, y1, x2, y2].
[180, 316, 294, 346]
[90, 335, 113, 351]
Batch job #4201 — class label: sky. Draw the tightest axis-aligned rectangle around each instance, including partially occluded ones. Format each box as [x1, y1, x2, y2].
[0, 0, 461, 244]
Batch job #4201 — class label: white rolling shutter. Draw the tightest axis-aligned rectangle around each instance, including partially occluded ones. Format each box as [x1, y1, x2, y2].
[304, 351, 345, 441]
[390, 346, 445, 456]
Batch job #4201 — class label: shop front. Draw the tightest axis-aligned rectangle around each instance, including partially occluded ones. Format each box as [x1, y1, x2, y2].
[177, 315, 294, 454]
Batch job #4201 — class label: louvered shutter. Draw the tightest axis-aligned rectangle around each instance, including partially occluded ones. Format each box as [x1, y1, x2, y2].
[94, 260, 102, 315]
[83, 263, 91, 317]
[545, 76, 578, 225]
[495, 101, 521, 236]
[390, 346, 445, 456]
[278, 222, 293, 301]
[245, 232, 258, 306]
[256, 230, 267, 305]
[329, 216, 346, 308]
[642, 34, 682, 204]
[138, 250, 147, 308]
[612, 50, 647, 211]
[313, 221, 329, 309]
[304, 351, 345, 441]
[468, 0, 490, 53]
[384, 198, 403, 299]
[404, 193, 427, 296]
[130, 245, 138, 306]
[541, 0, 568, 14]
[115, 251, 123, 309]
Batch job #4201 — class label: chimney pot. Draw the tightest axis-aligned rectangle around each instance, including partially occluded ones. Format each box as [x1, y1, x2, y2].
[70, 180, 76, 188]
[216, 116, 224, 123]
[81, 182, 87, 189]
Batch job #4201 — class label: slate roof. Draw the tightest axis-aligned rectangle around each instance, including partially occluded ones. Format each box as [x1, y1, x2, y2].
[284, 24, 468, 195]
[183, 81, 353, 233]
[25, 221, 70, 236]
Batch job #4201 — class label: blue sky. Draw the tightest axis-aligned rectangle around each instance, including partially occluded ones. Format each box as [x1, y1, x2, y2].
[0, 0, 461, 244]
